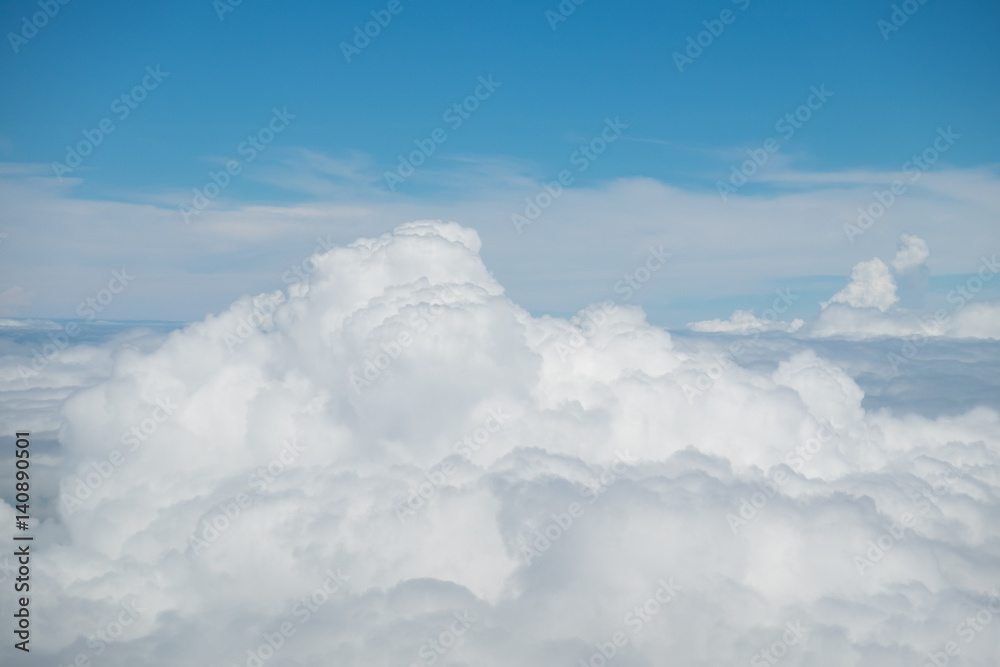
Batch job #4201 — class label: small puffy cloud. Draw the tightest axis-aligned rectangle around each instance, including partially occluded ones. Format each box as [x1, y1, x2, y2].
[892, 233, 930, 273]
[822, 258, 899, 312]
[688, 309, 804, 333]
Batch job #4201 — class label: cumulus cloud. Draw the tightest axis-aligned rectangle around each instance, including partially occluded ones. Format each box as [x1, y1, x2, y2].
[1, 221, 998, 666]
[806, 241, 1000, 341]
[892, 233, 931, 273]
[688, 309, 805, 333]
[3, 163, 1000, 327]
[822, 258, 899, 312]
[807, 300, 1000, 341]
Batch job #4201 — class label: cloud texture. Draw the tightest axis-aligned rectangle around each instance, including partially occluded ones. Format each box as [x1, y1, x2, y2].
[1, 221, 998, 667]
[693, 233, 1000, 342]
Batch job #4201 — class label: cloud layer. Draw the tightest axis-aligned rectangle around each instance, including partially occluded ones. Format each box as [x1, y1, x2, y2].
[1, 222, 998, 666]
[2, 162, 1000, 328]
[693, 233, 1000, 342]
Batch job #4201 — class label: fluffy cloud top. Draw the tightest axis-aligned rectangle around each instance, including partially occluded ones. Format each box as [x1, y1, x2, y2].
[691, 233, 1000, 341]
[1, 221, 998, 667]
[822, 258, 899, 312]
[892, 233, 931, 273]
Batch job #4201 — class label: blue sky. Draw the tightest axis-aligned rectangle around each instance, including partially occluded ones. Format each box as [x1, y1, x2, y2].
[3, 0, 998, 192]
[0, 0, 998, 324]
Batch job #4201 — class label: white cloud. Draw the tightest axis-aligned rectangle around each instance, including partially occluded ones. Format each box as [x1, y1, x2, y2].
[688, 309, 804, 333]
[892, 233, 930, 272]
[1, 221, 998, 666]
[805, 243, 1000, 341]
[2, 162, 1000, 327]
[822, 258, 899, 312]
[807, 300, 1000, 340]
[694, 240, 1000, 341]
